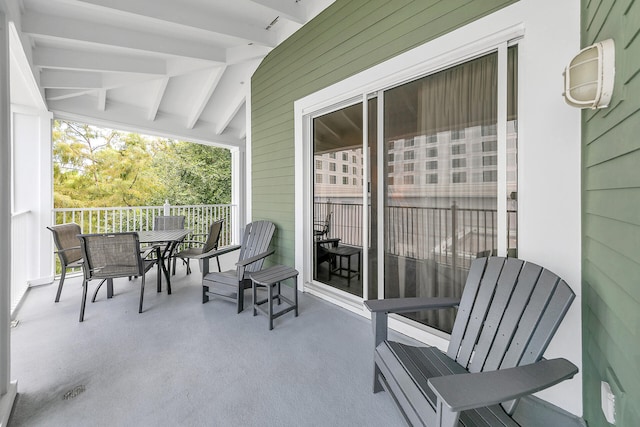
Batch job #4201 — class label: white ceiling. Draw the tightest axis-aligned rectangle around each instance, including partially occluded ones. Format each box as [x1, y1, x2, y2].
[8, 0, 336, 147]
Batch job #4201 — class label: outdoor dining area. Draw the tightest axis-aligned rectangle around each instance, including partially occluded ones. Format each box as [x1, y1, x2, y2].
[46, 215, 299, 331]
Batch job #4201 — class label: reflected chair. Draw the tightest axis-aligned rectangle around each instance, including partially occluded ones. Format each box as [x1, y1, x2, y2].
[315, 237, 340, 279]
[47, 223, 83, 302]
[77, 232, 160, 322]
[314, 211, 332, 239]
[202, 220, 276, 313]
[153, 215, 186, 275]
[175, 219, 224, 275]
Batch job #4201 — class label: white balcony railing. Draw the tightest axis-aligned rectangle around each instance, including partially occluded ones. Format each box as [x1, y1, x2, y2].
[52, 204, 236, 247]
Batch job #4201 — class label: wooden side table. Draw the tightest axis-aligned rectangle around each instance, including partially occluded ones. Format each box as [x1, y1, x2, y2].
[250, 265, 299, 330]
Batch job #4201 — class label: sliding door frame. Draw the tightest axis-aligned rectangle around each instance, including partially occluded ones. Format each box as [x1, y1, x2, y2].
[295, 24, 524, 345]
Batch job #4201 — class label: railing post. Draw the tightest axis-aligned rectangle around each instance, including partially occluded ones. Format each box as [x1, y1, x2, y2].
[451, 202, 457, 284]
[163, 200, 170, 216]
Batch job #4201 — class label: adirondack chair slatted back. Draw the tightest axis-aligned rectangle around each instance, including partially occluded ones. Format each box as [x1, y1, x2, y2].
[445, 257, 574, 413]
[237, 221, 275, 279]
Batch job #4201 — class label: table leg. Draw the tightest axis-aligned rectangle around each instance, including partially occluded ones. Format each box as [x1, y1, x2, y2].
[294, 276, 298, 317]
[268, 283, 274, 330]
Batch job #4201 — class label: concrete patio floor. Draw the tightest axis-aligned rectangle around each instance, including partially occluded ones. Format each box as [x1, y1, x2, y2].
[8, 264, 407, 427]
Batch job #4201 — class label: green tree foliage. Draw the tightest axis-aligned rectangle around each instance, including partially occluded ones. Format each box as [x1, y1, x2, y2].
[150, 141, 231, 205]
[53, 120, 231, 207]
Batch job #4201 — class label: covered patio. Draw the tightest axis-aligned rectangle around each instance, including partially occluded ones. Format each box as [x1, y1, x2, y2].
[2, 0, 640, 426]
[8, 268, 406, 427]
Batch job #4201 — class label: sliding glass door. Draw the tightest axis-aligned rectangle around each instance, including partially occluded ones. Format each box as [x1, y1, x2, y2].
[312, 99, 378, 299]
[308, 46, 518, 334]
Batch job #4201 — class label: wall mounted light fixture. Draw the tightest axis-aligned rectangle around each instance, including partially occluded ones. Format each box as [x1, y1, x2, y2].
[563, 38, 615, 109]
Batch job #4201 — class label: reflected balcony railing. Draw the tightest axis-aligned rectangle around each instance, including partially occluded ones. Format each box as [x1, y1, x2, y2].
[314, 201, 517, 269]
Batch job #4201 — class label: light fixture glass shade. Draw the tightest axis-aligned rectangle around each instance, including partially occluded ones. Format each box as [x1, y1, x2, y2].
[563, 39, 615, 109]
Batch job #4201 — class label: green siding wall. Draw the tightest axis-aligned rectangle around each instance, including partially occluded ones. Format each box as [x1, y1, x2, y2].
[251, 0, 516, 266]
[582, 1, 640, 426]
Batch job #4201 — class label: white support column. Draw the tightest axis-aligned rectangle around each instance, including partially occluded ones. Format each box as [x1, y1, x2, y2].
[0, 10, 18, 426]
[12, 107, 54, 287]
[244, 86, 252, 225]
[230, 146, 246, 245]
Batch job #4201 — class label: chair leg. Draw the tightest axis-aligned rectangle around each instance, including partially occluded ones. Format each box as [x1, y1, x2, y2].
[216, 256, 221, 272]
[203, 285, 209, 303]
[91, 279, 107, 303]
[55, 268, 66, 303]
[237, 282, 244, 313]
[156, 262, 162, 292]
[185, 259, 191, 275]
[139, 274, 145, 313]
[79, 279, 88, 322]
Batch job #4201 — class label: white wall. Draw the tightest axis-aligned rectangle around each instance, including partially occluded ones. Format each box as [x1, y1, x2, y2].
[295, 0, 583, 416]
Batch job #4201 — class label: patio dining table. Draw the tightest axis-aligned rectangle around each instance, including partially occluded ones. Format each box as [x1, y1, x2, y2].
[138, 228, 192, 294]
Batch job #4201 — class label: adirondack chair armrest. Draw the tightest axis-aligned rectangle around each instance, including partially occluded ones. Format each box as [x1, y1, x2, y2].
[364, 297, 460, 314]
[428, 358, 578, 414]
[365, 297, 460, 346]
[236, 249, 276, 267]
[201, 245, 244, 275]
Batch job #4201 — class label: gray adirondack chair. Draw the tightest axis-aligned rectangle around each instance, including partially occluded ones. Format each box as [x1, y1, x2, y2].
[47, 223, 83, 302]
[364, 256, 578, 427]
[202, 220, 275, 313]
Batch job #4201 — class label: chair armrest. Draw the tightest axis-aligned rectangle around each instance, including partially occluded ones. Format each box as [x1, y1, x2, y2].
[428, 358, 578, 413]
[141, 245, 161, 259]
[55, 245, 81, 254]
[237, 249, 275, 267]
[365, 297, 460, 347]
[365, 297, 459, 314]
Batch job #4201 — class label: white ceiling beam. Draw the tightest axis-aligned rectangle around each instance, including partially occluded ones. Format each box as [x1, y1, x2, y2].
[215, 92, 245, 135]
[147, 77, 170, 121]
[45, 88, 96, 101]
[40, 70, 102, 89]
[49, 96, 245, 148]
[97, 89, 106, 111]
[186, 67, 226, 129]
[22, 11, 227, 63]
[41, 69, 154, 90]
[34, 46, 167, 75]
[248, 0, 307, 24]
[66, 0, 279, 47]
[226, 45, 273, 65]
